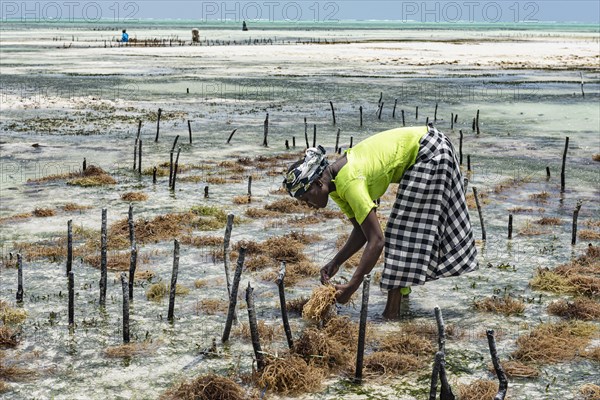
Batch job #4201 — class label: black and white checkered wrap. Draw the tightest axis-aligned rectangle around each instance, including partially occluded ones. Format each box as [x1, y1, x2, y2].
[380, 124, 478, 290]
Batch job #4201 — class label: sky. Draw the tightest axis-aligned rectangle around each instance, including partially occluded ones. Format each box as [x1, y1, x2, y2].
[1, 1, 599, 23]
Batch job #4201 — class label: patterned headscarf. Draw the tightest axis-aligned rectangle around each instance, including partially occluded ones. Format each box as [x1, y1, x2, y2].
[283, 145, 329, 198]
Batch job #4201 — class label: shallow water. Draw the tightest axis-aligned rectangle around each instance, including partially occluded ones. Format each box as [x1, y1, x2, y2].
[1, 21, 599, 399]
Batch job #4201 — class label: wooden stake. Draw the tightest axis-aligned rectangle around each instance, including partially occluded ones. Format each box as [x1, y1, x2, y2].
[133, 138, 138, 170]
[285, 140, 289, 149]
[572, 200, 583, 246]
[561, 136, 569, 193]
[152, 166, 157, 184]
[99, 208, 107, 306]
[434, 307, 455, 399]
[204, 186, 209, 198]
[276, 262, 293, 349]
[350, 136, 353, 148]
[393, 98, 397, 118]
[451, 113, 454, 130]
[246, 282, 265, 371]
[313, 124, 317, 148]
[401, 109, 405, 126]
[486, 330, 508, 400]
[292, 136, 296, 147]
[416, 106, 418, 120]
[67, 219, 73, 276]
[188, 120, 192, 144]
[222, 247, 246, 343]
[546, 166, 551, 180]
[463, 177, 468, 195]
[429, 351, 443, 400]
[330, 101, 336, 125]
[68, 270, 74, 330]
[226, 128, 237, 144]
[580, 72, 585, 97]
[378, 92, 382, 105]
[434, 102, 438, 122]
[359, 106, 363, 127]
[335, 128, 340, 153]
[169, 135, 180, 187]
[155, 108, 162, 142]
[354, 274, 371, 384]
[476, 109, 480, 135]
[223, 214, 234, 297]
[454, 113, 458, 123]
[508, 214, 513, 240]
[472, 117, 476, 131]
[16, 253, 23, 303]
[304, 117, 309, 148]
[472, 187, 486, 241]
[121, 273, 130, 343]
[128, 204, 137, 301]
[263, 113, 269, 147]
[378, 102, 384, 120]
[426, 116, 429, 126]
[138, 140, 142, 174]
[459, 130, 463, 165]
[83, 158, 87, 171]
[167, 239, 180, 322]
[467, 154, 471, 172]
[171, 147, 181, 191]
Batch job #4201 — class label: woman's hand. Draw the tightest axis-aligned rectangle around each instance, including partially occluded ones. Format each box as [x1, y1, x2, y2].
[320, 260, 340, 284]
[334, 280, 361, 304]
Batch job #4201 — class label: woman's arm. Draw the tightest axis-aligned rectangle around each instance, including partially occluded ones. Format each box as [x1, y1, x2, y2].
[320, 218, 366, 283]
[334, 209, 384, 303]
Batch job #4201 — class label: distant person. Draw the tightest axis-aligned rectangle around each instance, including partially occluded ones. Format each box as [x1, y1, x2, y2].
[121, 29, 129, 43]
[242, 21, 248, 31]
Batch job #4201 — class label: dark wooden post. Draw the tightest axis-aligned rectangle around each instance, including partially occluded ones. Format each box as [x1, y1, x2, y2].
[486, 330, 508, 400]
[459, 130, 463, 165]
[561, 137, 569, 193]
[454, 113, 458, 123]
[285, 140, 289, 149]
[476, 109, 480, 135]
[68, 271, 74, 330]
[416, 106, 418, 120]
[247, 177, 252, 201]
[67, 219, 73, 276]
[330, 101, 336, 125]
[434, 102, 438, 122]
[467, 155, 471, 172]
[472, 187, 486, 241]
[429, 351, 443, 399]
[121, 273, 130, 343]
[169, 135, 180, 187]
[335, 129, 340, 153]
[451, 113, 454, 130]
[401, 109, 405, 126]
[222, 247, 246, 343]
[263, 113, 269, 147]
[276, 262, 293, 349]
[350, 136, 353, 148]
[378, 102, 384, 120]
[128, 204, 137, 300]
[155, 108, 162, 142]
[16, 253, 23, 303]
[434, 307, 454, 399]
[304, 117, 309, 148]
[152, 166, 157, 184]
[188, 120, 193, 144]
[171, 147, 181, 191]
[572, 200, 583, 245]
[292, 136, 296, 147]
[580, 72, 585, 97]
[223, 214, 234, 297]
[83, 158, 87, 172]
[546, 167, 551, 180]
[226, 128, 237, 144]
[138, 140, 142, 174]
[508, 214, 513, 240]
[204, 186, 209, 198]
[313, 124, 317, 147]
[472, 117, 476, 131]
[99, 208, 107, 306]
[133, 138, 138, 170]
[246, 282, 265, 371]
[359, 106, 363, 127]
[167, 239, 180, 322]
[393, 98, 397, 118]
[353, 274, 371, 384]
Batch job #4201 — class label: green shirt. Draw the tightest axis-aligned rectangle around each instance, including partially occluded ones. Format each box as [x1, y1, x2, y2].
[330, 126, 427, 224]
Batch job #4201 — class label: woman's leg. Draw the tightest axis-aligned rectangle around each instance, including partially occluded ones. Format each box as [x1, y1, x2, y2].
[383, 288, 402, 319]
